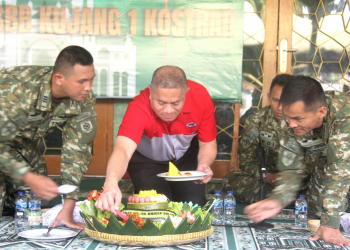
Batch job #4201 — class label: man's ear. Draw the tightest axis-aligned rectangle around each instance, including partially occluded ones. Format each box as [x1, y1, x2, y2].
[318, 106, 327, 119]
[53, 72, 64, 86]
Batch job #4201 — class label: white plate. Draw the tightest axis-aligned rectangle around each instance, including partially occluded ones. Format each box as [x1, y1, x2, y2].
[157, 171, 210, 181]
[58, 184, 78, 194]
[18, 229, 78, 242]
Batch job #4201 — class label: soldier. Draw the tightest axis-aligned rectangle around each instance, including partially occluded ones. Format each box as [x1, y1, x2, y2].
[0, 45, 97, 230]
[244, 76, 350, 246]
[221, 74, 296, 203]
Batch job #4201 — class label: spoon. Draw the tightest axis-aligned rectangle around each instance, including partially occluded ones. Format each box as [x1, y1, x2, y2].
[42, 227, 53, 237]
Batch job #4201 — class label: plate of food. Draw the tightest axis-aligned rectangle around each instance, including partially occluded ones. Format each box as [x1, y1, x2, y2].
[157, 171, 210, 181]
[157, 163, 209, 181]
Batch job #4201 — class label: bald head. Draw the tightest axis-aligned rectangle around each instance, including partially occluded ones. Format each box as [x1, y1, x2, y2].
[150, 66, 187, 92]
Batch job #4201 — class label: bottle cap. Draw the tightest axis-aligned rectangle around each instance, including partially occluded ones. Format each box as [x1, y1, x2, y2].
[18, 191, 25, 195]
[214, 190, 221, 194]
[298, 194, 305, 198]
[227, 191, 233, 195]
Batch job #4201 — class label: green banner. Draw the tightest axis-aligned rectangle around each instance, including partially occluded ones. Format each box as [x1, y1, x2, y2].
[0, 0, 243, 101]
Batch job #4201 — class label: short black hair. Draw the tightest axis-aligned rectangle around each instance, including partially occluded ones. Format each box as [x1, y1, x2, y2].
[53, 45, 93, 77]
[280, 76, 326, 113]
[270, 74, 295, 93]
[151, 65, 187, 92]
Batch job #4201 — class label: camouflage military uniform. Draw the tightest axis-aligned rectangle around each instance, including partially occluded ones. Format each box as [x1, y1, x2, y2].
[270, 91, 350, 229]
[0, 66, 97, 219]
[221, 106, 280, 203]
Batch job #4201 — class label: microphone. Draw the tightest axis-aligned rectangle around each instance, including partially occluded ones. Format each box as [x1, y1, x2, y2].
[248, 146, 274, 229]
[256, 147, 267, 184]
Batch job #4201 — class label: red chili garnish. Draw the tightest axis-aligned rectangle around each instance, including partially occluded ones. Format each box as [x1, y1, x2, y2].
[101, 217, 109, 225]
[87, 190, 99, 201]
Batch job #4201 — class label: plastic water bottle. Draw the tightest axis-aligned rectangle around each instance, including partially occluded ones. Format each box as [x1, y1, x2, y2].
[295, 194, 308, 228]
[212, 190, 224, 225]
[28, 192, 41, 226]
[15, 191, 28, 227]
[224, 191, 236, 225]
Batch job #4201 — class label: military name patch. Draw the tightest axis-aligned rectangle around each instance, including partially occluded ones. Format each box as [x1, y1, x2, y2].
[1, 121, 17, 137]
[243, 126, 259, 148]
[49, 120, 65, 127]
[80, 120, 93, 133]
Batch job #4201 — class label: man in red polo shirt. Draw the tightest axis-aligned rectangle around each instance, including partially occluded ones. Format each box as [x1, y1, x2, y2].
[96, 66, 217, 213]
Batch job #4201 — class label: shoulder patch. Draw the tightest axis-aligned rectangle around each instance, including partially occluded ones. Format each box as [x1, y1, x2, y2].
[281, 137, 301, 167]
[282, 150, 297, 167]
[80, 120, 93, 133]
[243, 126, 259, 148]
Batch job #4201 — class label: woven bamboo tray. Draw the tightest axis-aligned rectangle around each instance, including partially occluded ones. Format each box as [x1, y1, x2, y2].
[85, 226, 214, 246]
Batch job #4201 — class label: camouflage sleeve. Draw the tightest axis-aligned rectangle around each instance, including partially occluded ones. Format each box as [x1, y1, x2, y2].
[0, 144, 31, 184]
[319, 118, 350, 228]
[238, 112, 261, 180]
[0, 81, 32, 183]
[60, 93, 97, 200]
[269, 131, 308, 208]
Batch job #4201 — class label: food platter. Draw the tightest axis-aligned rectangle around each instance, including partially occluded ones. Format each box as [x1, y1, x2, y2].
[157, 171, 210, 181]
[79, 188, 215, 247]
[84, 226, 213, 246]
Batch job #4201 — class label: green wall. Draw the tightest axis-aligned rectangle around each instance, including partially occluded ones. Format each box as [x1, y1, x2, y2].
[113, 100, 132, 141]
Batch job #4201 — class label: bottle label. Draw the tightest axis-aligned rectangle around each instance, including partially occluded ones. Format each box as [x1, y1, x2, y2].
[295, 205, 302, 212]
[302, 205, 307, 212]
[28, 202, 41, 210]
[15, 202, 27, 210]
[213, 200, 223, 208]
[224, 202, 235, 209]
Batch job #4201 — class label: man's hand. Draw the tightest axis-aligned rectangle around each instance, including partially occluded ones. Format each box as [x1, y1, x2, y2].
[266, 173, 279, 187]
[309, 225, 350, 246]
[244, 199, 282, 222]
[194, 163, 213, 184]
[22, 172, 58, 200]
[95, 183, 122, 215]
[50, 199, 85, 230]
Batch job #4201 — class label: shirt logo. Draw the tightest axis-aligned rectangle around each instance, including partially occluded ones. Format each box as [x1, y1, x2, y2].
[186, 122, 197, 127]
